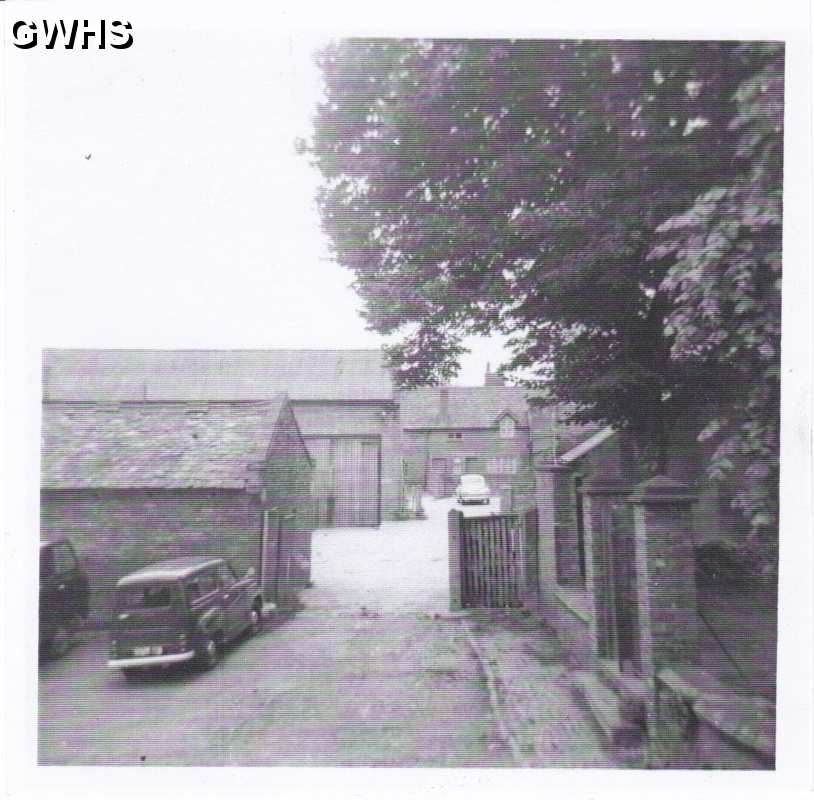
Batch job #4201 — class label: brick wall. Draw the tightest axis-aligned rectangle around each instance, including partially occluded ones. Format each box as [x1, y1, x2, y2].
[630, 483, 700, 675]
[562, 428, 749, 549]
[535, 426, 736, 673]
[548, 593, 594, 666]
[41, 489, 264, 620]
[265, 402, 317, 523]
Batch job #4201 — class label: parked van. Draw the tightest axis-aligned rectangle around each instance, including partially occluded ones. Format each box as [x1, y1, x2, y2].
[108, 556, 264, 681]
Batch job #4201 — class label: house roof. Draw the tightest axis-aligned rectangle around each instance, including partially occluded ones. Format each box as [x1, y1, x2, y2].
[398, 386, 533, 430]
[41, 398, 286, 490]
[42, 349, 395, 402]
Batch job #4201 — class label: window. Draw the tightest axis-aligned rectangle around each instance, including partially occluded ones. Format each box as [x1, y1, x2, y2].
[185, 578, 203, 604]
[448, 431, 463, 440]
[487, 457, 517, 475]
[186, 571, 219, 602]
[119, 585, 174, 610]
[499, 416, 516, 439]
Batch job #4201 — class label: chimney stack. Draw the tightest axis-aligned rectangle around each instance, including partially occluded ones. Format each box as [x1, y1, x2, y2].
[484, 362, 505, 387]
[439, 386, 449, 419]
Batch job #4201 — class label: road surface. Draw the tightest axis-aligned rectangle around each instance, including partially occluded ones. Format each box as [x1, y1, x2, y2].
[39, 496, 613, 767]
[39, 611, 514, 767]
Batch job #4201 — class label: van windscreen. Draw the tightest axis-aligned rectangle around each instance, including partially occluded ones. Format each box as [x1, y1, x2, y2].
[116, 584, 175, 610]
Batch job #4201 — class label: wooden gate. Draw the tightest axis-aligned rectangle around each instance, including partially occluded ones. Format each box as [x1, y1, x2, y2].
[260, 510, 284, 600]
[261, 510, 313, 600]
[453, 509, 538, 608]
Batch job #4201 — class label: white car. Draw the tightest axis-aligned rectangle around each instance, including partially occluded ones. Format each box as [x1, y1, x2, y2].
[455, 474, 491, 505]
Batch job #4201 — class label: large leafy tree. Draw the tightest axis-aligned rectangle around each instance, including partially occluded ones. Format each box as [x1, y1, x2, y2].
[651, 47, 783, 568]
[305, 39, 782, 554]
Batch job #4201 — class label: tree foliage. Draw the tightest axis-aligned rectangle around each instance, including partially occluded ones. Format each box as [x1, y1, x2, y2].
[651, 48, 783, 568]
[306, 39, 783, 558]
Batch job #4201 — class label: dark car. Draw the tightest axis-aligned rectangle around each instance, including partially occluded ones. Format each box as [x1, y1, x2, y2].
[108, 556, 264, 681]
[39, 537, 91, 659]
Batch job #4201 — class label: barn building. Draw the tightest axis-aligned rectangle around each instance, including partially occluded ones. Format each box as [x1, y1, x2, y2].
[42, 349, 402, 528]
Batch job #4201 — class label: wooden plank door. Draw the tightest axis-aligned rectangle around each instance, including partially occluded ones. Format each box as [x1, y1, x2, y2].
[334, 438, 380, 527]
[305, 438, 335, 527]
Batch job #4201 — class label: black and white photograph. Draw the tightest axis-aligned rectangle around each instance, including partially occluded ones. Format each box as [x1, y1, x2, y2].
[2, 0, 812, 797]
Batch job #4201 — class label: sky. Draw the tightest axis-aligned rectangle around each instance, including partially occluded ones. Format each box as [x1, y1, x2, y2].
[22, 27, 508, 386]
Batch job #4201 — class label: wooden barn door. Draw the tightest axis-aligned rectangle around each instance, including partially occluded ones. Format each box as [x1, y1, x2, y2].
[334, 438, 380, 527]
[306, 438, 335, 527]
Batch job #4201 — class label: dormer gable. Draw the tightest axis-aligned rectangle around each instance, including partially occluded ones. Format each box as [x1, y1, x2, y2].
[496, 411, 518, 438]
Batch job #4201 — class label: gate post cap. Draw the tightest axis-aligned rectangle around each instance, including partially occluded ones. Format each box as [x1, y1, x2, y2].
[629, 474, 696, 505]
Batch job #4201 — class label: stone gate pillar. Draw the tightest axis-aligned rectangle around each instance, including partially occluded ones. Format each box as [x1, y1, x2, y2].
[628, 475, 699, 679]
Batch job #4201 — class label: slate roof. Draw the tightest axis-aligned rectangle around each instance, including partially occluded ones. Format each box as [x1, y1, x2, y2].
[41, 398, 286, 490]
[42, 349, 395, 403]
[398, 386, 533, 430]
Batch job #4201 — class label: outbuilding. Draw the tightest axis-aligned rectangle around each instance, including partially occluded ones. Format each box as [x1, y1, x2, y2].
[40, 396, 314, 619]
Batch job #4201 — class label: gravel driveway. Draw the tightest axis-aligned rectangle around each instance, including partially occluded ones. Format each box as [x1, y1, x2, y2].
[38, 611, 513, 767]
[39, 495, 613, 768]
[301, 495, 500, 614]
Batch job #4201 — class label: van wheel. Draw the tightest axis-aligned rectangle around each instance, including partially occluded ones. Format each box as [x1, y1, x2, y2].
[122, 668, 141, 683]
[48, 623, 72, 659]
[198, 636, 219, 671]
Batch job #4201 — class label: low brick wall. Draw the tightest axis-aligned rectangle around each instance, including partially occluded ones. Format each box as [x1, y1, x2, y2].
[41, 489, 265, 621]
[548, 589, 595, 667]
[653, 667, 776, 769]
